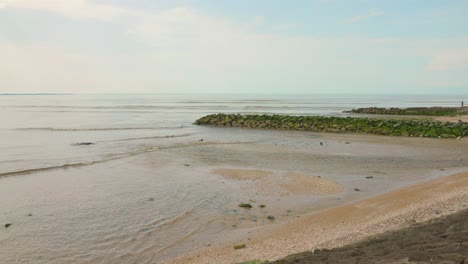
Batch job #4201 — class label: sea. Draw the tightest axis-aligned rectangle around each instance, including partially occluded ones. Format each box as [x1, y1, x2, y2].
[1, 93, 463, 175]
[0, 93, 465, 264]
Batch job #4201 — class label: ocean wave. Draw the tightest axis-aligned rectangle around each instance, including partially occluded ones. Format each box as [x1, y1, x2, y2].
[0, 161, 99, 178]
[98, 133, 195, 142]
[4, 105, 236, 109]
[15, 126, 188, 131]
[0, 140, 254, 178]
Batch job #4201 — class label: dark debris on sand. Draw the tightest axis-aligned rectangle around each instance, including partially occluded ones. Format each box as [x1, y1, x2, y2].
[272, 209, 468, 264]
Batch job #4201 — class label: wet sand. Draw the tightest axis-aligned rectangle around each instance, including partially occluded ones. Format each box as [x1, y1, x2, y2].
[214, 169, 344, 196]
[169, 171, 468, 264]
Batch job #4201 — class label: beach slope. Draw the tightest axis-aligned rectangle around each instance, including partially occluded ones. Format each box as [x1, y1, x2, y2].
[169, 171, 468, 263]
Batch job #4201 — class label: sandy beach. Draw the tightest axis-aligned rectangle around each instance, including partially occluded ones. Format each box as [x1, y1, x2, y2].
[170, 171, 468, 263]
[435, 116, 468, 123]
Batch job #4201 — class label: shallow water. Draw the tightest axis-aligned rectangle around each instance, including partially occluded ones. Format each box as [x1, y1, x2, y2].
[1, 94, 467, 263]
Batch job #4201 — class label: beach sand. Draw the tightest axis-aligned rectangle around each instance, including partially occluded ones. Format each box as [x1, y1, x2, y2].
[274, 208, 468, 263]
[435, 116, 468, 123]
[169, 171, 468, 264]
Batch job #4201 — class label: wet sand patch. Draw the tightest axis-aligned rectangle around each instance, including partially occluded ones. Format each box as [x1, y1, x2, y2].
[213, 168, 272, 180]
[281, 173, 344, 195]
[214, 168, 345, 196]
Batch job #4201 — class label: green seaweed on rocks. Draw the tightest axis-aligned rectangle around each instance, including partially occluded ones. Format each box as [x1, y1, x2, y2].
[234, 243, 246, 250]
[195, 114, 467, 139]
[345, 107, 461, 116]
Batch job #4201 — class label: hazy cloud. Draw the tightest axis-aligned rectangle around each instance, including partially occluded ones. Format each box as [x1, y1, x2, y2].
[0, 2, 467, 93]
[0, 0, 131, 21]
[426, 50, 468, 71]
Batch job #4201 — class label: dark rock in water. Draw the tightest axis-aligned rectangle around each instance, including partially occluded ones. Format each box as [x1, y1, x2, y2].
[72, 142, 94, 146]
[4, 223, 11, 229]
[267, 215, 275, 221]
[366, 176, 374, 179]
[184, 164, 190, 167]
[199, 139, 204, 142]
[27, 214, 32, 217]
[354, 188, 361, 192]
[259, 204, 266, 208]
[320, 142, 324, 146]
[148, 197, 155, 201]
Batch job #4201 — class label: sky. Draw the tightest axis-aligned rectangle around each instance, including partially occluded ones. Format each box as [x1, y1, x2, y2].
[0, 0, 467, 94]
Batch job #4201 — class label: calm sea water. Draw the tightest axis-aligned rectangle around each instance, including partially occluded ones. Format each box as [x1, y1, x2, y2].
[0, 93, 463, 175]
[0, 93, 466, 264]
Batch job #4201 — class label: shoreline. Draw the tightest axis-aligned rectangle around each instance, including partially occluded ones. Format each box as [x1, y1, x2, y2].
[169, 171, 468, 264]
[2, 126, 467, 264]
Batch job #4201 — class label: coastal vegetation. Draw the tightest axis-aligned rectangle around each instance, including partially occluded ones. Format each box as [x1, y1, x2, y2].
[344, 107, 465, 116]
[195, 114, 467, 138]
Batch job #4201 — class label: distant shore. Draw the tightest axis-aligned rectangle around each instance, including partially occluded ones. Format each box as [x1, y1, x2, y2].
[170, 171, 468, 264]
[344, 106, 468, 116]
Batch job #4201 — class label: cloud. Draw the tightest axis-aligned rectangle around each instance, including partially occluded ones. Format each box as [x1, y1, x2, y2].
[341, 8, 384, 24]
[1, 3, 468, 93]
[0, 0, 131, 21]
[425, 50, 468, 71]
[0, 43, 105, 93]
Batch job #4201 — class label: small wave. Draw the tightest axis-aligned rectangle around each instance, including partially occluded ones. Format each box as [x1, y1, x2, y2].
[0, 161, 99, 178]
[98, 133, 194, 143]
[0, 140, 254, 178]
[4, 105, 234, 110]
[15, 126, 188, 131]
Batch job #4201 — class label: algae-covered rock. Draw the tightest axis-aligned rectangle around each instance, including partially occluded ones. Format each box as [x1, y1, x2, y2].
[234, 243, 246, 250]
[345, 107, 460, 116]
[194, 114, 467, 139]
